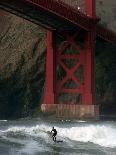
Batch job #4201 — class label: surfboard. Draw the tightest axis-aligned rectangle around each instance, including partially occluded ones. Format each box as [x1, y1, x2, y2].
[46, 131, 63, 143]
[55, 140, 63, 143]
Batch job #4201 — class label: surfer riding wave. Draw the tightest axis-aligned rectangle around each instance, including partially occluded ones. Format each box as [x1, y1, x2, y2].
[51, 127, 57, 142]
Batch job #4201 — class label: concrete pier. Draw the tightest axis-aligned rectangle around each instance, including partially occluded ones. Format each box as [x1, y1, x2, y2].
[41, 104, 99, 120]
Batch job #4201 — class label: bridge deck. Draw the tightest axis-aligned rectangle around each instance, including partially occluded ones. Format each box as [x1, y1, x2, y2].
[0, 0, 116, 44]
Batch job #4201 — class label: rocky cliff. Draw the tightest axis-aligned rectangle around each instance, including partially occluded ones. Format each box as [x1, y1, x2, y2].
[96, 0, 116, 32]
[96, 0, 116, 115]
[0, 1, 116, 119]
[0, 9, 46, 118]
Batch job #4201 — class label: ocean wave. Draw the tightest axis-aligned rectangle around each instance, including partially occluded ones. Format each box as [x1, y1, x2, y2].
[0, 120, 7, 122]
[0, 123, 116, 148]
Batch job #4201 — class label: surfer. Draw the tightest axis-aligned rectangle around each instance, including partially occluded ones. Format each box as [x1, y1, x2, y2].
[51, 127, 57, 142]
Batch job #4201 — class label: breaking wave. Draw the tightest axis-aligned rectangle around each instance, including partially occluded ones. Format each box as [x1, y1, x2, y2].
[0, 123, 116, 148]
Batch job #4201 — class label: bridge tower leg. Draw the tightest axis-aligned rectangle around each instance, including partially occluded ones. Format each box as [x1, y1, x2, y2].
[85, 0, 95, 17]
[41, 31, 56, 113]
[41, 0, 99, 119]
[83, 31, 96, 105]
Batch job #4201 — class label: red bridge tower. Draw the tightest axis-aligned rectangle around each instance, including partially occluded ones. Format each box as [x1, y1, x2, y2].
[41, 0, 99, 119]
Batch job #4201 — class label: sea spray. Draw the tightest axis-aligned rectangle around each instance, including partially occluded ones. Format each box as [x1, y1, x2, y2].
[0, 123, 116, 148]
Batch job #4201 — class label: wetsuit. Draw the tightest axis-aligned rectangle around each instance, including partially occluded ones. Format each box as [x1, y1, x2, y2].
[51, 128, 57, 142]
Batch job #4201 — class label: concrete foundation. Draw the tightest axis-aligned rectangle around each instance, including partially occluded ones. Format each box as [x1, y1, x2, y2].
[41, 104, 99, 120]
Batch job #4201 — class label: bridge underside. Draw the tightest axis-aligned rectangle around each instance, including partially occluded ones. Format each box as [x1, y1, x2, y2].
[1, 0, 116, 44]
[0, 0, 79, 31]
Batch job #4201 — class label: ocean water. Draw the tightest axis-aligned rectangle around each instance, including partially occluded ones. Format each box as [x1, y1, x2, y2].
[0, 118, 116, 155]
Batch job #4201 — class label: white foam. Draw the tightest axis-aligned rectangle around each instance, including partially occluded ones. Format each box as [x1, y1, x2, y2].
[57, 125, 116, 148]
[1, 123, 116, 148]
[0, 125, 51, 155]
[1, 135, 26, 145]
[18, 140, 50, 155]
[76, 120, 86, 123]
[0, 124, 51, 139]
[0, 120, 7, 122]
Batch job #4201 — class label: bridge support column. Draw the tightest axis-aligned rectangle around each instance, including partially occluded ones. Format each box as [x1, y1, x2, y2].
[80, 29, 99, 120]
[83, 31, 96, 105]
[41, 31, 57, 114]
[86, 0, 96, 17]
[41, 30, 99, 120]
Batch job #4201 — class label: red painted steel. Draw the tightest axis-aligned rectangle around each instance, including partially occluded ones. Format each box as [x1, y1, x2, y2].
[56, 32, 84, 104]
[43, 31, 55, 104]
[43, 29, 96, 105]
[21, 0, 115, 106]
[0, 0, 116, 43]
[85, 0, 96, 17]
[25, 0, 99, 31]
[84, 28, 96, 105]
[24, 0, 116, 44]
